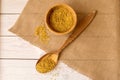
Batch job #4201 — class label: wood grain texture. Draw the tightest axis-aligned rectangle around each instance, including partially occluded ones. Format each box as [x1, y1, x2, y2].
[0, 37, 45, 58]
[0, 60, 90, 80]
[1, 15, 19, 36]
[1, 0, 28, 13]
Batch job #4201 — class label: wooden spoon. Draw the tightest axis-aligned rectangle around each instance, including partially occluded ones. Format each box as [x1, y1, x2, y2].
[36, 10, 97, 73]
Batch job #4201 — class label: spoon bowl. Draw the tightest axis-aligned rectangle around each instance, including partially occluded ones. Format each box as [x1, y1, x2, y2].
[36, 51, 59, 73]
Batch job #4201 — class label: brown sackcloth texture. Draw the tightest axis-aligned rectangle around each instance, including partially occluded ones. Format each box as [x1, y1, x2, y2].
[9, 0, 120, 80]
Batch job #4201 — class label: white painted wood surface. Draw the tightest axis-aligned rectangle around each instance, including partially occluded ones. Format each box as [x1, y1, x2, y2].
[0, 0, 91, 80]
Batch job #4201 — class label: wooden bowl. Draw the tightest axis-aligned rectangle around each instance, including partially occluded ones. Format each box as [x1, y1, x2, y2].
[45, 3, 77, 35]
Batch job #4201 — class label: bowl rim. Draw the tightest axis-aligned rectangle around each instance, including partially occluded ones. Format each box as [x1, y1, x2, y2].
[45, 3, 77, 35]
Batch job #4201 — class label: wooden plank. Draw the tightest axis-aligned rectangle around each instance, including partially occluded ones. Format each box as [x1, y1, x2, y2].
[0, 60, 90, 80]
[1, 15, 19, 36]
[1, 0, 28, 13]
[0, 37, 45, 58]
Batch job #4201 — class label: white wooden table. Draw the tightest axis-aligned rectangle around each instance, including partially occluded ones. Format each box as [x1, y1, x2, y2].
[0, 0, 91, 80]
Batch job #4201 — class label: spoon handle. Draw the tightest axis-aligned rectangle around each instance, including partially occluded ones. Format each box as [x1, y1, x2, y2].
[58, 10, 97, 53]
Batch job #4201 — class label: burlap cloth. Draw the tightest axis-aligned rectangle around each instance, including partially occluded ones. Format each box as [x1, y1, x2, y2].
[9, 0, 120, 80]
